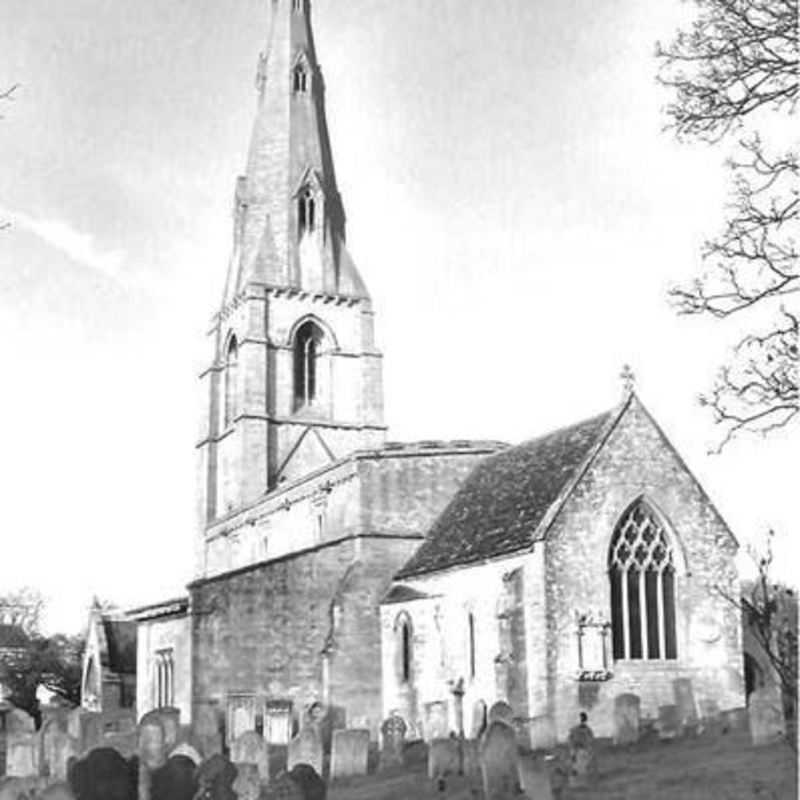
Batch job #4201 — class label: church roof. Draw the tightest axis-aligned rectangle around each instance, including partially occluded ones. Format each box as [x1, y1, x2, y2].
[99, 618, 137, 675]
[395, 403, 625, 579]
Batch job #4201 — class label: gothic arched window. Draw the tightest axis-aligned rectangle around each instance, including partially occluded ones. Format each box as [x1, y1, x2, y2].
[298, 187, 315, 235]
[468, 612, 476, 680]
[223, 334, 238, 428]
[293, 320, 323, 409]
[293, 64, 308, 94]
[609, 499, 678, 661]
[394, 613, 413, 685]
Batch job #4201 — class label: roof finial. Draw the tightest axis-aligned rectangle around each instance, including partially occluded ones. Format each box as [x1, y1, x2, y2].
[620, 364, 636, 396]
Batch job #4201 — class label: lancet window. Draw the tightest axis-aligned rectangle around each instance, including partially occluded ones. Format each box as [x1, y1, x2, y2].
[154, 649, 174, 708]
[609, 499, 678, 661]
[223, 334, 238, 428]
[293, 320, 323, 408]
[298, 187, 315, 235]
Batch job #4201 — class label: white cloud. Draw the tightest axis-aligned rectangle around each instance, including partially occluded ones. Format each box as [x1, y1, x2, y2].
[0, 205, 126, 279]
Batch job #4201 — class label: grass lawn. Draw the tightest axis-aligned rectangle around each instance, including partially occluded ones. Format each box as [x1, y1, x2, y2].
[326, 728, 797, 800]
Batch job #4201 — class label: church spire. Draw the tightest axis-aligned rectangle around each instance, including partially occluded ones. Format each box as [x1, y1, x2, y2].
[223, 0, 368, 307]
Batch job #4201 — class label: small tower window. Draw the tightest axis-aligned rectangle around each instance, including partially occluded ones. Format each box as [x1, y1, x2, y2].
[298, 187, 315, 236]
[293, 320, 323, 408]
[468, 612, 476, 680]
[223, 334, 238, 428]
[293, 65, 308, 93]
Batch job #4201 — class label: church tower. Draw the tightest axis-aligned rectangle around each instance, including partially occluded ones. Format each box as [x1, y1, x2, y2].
[197, 0, 385, 524]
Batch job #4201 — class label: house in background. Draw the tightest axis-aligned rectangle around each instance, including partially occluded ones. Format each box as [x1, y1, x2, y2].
[81, 600, 137, 713]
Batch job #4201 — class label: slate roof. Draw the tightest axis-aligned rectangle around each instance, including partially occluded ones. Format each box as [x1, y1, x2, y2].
[395, 405, 622, 579]
[101, 619, 137, 675]
[0, 624, 28, 650]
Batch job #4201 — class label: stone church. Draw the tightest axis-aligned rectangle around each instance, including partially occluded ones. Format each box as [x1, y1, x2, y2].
[132, 0, 745, 745]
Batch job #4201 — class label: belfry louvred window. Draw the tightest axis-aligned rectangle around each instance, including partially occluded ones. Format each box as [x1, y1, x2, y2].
[293, 320, 324, 408]
[609, 499, 678, 661]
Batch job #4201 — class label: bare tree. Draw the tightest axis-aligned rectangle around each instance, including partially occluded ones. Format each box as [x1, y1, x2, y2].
[656, 0, 798, 448]
[0, 587, 45, 636]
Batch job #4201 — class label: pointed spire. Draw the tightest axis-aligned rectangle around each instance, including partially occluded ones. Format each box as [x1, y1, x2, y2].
[221, 0, 368, 308]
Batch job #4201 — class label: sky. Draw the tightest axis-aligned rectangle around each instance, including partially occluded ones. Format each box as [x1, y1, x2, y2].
[0, 0, 796, 634]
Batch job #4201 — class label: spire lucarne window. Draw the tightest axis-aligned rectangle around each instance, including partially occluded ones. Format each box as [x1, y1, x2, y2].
[609, 499, 678, 661]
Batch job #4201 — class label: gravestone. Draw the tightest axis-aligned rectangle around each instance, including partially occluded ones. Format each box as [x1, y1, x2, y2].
[721, 706, 748, 732]
[673, 679, 698, 730]
[169, 743, 201, 765]
[471, 700, 488, 738]
[40, 723, 80, 780]
[479, 721, 519, 800]
[329, 729, 369, 780]
[232, 763, 261, 800]
[749, 689, 785, 745]
[288, 764, 326, 800]
[427, 738, 460, 780]
[138, 715, 167, 772]
[151, 755, 197, 800]
[378, 714, 406, 770]
[517, 753, 553, 800]
[487, 701, 514, 726]
[5, 734, 37, 778]
[567, 715, 596, 789]
[613, 693, 640, 745]
[6, 710, 35, 735]
[68, 747, 137, 800]
[140, 709, 180, 752]
[230, 730, 269, 783]
[193, 704, 224, 759]
[194, 754, 237, 800]
[461, 739, 480, 781]
[287, 726, 323, 776]
[424, 702, 449, 739]
[657, 705, 681, 740]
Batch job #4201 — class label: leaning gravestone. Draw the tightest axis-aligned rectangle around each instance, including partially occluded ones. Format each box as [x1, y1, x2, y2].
[151, 755, 197, 800]
[329, 729, 369, 780]
[487, 701, 514, 727]
[194, 754, 237, 800]
[613, 693, 640, 745]
[673, 678, 698, 731]
[480, 721, 519, 800]
[749, 688, 785, 746]
[658, 705, 681, 740]
[232, 763, 261, 800]
[68, 747, 137, 800]
[567, 716, 596, 789]
[517, 753, 553, 800]
[230, 730, 270, 784]
[289, 764, 326, 800]
[427, 738, 460, 780]
[378, 714, 406, 770]
[5, 733, 38, 778]
[288, 726, 323, 776]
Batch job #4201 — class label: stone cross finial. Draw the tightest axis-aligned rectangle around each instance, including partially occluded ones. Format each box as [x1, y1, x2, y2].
[255, 52, 268, 92]
[620, 364, 635, 396]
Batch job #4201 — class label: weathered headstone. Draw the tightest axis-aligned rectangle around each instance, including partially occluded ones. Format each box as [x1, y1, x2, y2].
[657, 705, 681, 740]
[230, 730, 269, 783]
[232, 763, 261, 800]
[427, 738, 460, 780]
[378, 714, 406, 770]
[140, 709, 180, 751]
[68, 747, 137, 800]
[5, 733, 38, 778]
[169, 742, 202, 765]
[287, 726, 323, 776]
[487, 701, 514, 727]
[288, 764, 326, 800]
[329, 729, 369, 780]
[40, 723, 80, 781]
[613, 693, 640, 745]
[673, 678, 698, 730]
[194, 754, 237, 800]
[567, 714, 596, 789]
[479, 721, 519, 800]
[749, 689, 785, 745]
[138, 715, 167, 772]
[151, 755, 197, 800]
[517, 753, 553, 800]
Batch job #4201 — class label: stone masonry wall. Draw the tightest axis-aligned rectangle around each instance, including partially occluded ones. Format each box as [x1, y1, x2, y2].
[545, 398, 743, 740]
